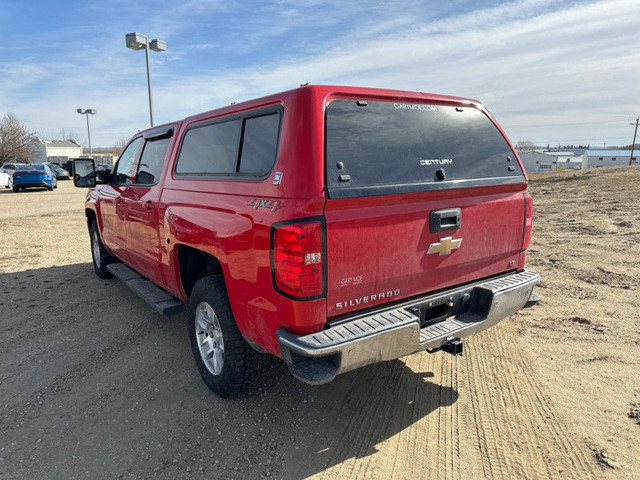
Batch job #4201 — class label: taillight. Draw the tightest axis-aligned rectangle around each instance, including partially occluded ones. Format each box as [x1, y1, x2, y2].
[521, 193, 533, 250]
[271, 218, 325, 299]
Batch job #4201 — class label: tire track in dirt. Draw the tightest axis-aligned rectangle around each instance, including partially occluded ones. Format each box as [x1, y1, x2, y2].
[310, 351, 462, 480]
[462, 321, 595, 480]
[321, 360, 410, 479]
[306, 317, 594, 480]
[382, 353, 461, 480]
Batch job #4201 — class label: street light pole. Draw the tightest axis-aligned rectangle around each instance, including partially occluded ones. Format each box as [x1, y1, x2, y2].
[125, 33, 166, 127]
[629, 118, 639, 166]
[144, 42, 154, 127]
[77, 108, 96, 157]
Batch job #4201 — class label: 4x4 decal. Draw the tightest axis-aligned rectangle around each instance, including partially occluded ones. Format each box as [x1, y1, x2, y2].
[248, 198, 283, 212]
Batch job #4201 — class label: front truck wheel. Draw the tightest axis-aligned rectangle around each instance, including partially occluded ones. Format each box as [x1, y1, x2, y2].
[89, 221, 113, 279]
[188, 275, 264, 397]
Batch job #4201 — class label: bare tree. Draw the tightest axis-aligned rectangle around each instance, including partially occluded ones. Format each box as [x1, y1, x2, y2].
[0, 113, 37, 165]
[515, 140, 535, 151]
[53, 128, 81, 142]
[112, 136, 130, 157]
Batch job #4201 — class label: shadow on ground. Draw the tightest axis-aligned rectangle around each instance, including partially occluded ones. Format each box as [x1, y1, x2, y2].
[0, 263, 458, 479]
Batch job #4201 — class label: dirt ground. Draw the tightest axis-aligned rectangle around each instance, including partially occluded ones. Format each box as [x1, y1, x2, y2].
[0, 169, 638, 479]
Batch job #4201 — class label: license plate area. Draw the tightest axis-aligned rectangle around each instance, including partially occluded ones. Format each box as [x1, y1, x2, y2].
[405, 292, 472, 328]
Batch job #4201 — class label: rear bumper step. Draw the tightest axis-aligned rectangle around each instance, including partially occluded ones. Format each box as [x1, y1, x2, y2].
[278, 269, 540, 385]
[106, 263, 184, 316]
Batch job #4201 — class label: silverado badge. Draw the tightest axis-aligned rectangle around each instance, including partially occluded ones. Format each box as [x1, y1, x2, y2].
[427, 237, 462, 256]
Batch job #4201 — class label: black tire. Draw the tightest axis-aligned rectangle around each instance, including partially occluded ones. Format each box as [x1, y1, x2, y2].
[188, 275, 264, 397]
[12, 186, 18, 193]
[47, 186, 53, 191]
[89, 221, 113, 279]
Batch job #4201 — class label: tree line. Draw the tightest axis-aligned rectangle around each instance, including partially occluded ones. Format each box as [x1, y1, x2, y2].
[0, 112, 131, 165]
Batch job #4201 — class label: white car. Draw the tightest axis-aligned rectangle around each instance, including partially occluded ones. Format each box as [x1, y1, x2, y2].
[0, 170, 12, 189]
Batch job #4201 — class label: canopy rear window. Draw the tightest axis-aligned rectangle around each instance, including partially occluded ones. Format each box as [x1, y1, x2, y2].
[325, 100, 524, 198]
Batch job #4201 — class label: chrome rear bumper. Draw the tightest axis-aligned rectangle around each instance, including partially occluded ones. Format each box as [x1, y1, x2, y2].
[277, 270, 540, 385]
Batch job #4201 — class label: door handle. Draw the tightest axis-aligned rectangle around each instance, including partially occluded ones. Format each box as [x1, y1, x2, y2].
[430, 208, 461, 233]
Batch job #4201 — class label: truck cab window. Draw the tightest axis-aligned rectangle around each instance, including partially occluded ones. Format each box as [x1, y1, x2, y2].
[112, 137, 142, 185]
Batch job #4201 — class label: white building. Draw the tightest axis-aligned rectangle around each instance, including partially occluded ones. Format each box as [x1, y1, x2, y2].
[583, 150, 638, 168]
[517, 151, 557, 172]
[546, 151, 586, 170]
[31, 138, 83, 163]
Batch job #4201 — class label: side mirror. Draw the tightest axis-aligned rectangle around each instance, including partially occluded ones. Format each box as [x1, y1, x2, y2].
[73, 159, 96, 188]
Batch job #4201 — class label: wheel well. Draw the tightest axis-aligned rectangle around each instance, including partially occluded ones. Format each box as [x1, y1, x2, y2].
[177, 245, 224, 298]
[86, 209, 96, 231]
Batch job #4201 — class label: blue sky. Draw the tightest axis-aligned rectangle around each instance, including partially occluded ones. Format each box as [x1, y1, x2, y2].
[1, 0, 639, 148]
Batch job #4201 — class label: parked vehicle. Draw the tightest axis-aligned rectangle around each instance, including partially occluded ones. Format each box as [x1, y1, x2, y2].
[46, 163, 71, 180]
[13, 164, 57, 192]
[95, 163, 113, 183]
[75, 85, 540, 397]
[0, 170, 12, 188]
[64, 160, 74, 176]
[1, 163, 28, 173]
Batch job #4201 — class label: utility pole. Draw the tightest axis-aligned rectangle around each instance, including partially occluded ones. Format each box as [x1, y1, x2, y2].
[630, 118, 639, 166]
[77, 109, 96, 157]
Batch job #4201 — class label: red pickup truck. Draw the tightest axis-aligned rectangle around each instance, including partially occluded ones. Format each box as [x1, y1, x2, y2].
[74, 85, 539, 397]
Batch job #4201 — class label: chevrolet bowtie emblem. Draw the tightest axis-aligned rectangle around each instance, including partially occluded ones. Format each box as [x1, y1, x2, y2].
[427, 237, 462, 256]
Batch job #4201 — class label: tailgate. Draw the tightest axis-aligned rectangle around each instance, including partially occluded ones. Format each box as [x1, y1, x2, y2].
[324, 186, 526, 317]
[323, 98, 527, 318]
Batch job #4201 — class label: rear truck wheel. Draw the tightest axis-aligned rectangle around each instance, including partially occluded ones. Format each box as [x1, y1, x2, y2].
[89, 221, 113, 279]
[12, 186, 18, 193]
[47, 185, 53, 191]
[188, 275, 264, 398]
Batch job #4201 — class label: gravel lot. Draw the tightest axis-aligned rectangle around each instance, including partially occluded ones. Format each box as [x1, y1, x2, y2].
[1, 172, 638, 479]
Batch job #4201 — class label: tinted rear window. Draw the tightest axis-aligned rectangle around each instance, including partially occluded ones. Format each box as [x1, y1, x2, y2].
[17, 164, 44, 171]
[175, 109, 281, 178]
[239, 113, 280, 175]
[175, 119, 242, 176]
[326, 100, 523, 197]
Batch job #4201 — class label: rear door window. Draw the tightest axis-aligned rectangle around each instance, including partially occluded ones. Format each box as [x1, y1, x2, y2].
[326, 100, 524, 198]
